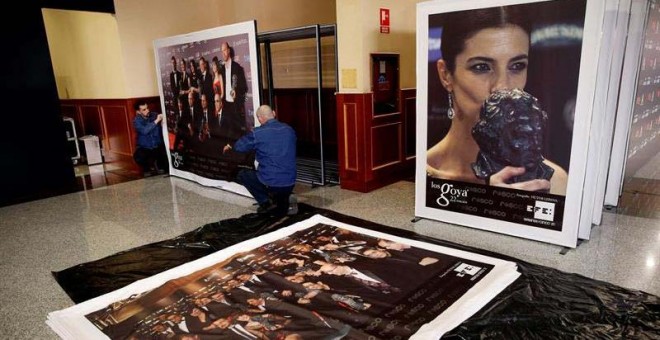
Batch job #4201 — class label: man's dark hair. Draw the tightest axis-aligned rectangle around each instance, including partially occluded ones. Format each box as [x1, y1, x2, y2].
[134, 100, 148, 111]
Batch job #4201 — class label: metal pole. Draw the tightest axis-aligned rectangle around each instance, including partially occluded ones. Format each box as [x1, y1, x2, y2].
[333, 25, 339, 94]
[264, 42, 274, 106]
[315, 25, 326, 186]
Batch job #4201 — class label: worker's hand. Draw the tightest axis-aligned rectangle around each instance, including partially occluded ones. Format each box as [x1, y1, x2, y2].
[222, 143, 232, 154]
[155, 114, 164, 124]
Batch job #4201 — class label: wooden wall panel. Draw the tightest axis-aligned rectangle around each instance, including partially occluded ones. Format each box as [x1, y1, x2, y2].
[60, 97, 160, 169]
[401, 89, 416, 159]
[102, 105, 131, 157]
[79, 105, 103, 138]
[336, 90, 416, 192]
[371, 123, 401, 169]
[342, 103, 359, 171]
[270, 88, 337, 159]
[274, 90, 314, 143]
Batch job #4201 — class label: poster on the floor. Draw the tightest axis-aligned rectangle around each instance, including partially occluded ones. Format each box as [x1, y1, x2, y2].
[46, 215, 520, 340]
[153, 21, 260, 195]
[414, 0, 605, 247]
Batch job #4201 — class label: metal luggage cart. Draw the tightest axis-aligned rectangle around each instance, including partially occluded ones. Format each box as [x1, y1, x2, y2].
[63, 117, 81, 164]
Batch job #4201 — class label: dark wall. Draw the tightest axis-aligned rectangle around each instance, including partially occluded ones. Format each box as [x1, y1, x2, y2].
[0, 1, 113, 207]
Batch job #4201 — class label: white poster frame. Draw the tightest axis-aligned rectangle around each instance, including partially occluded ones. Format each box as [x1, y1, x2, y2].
[604, 0, 650, 206]
[415, 0, 605, 247]
[589, 0, 633, 228]
[153, 21, 260, 197]
[578, 0, 626, 239]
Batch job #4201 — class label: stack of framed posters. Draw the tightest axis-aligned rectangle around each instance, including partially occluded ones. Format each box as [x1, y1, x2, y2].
[605, 0, 655, 206]
[579, 0, 633, 238]
[47, 215, 519, 339]
[153, 21, 260, 196]
[415, 0, 605, 247]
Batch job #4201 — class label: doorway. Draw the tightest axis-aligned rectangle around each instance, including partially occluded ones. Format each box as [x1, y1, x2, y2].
[258, 25, 339, 186]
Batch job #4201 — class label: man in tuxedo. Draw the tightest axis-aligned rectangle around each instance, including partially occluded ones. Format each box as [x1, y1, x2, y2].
[210, 92, 227, 140]
[169, 56, 182, 100]
[173, 96, 191, 151]
[220, 41, 248, 139]
[178, 58, 192, 103]
[186, 91, 202, 150]
[197, 57, 215, 112]
[199, 93, 211, 143]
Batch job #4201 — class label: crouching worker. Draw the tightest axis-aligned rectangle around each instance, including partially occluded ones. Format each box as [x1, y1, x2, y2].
[133, 101, 168, 176]
[223, 105, 297, 216]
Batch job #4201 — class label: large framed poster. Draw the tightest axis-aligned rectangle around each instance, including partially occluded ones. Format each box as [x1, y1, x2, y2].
[415, 0, 605, 247]
[154, 21, 260, 195]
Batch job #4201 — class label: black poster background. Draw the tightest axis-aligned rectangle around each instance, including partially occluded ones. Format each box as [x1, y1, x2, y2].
[85, 223, 493, 339]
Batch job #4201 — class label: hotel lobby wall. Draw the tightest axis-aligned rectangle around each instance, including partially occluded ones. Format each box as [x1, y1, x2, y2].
[335, 0, 421, 192]
[113, 0, 337, 98]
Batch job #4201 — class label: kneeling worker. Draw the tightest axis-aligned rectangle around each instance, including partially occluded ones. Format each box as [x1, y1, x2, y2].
[223, 105, 297, 216]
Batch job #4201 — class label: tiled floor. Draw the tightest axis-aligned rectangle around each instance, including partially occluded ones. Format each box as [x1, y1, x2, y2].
[0, 158, 659, 339]
[73, 163, 144, 192]
[615, 150, 660, 218]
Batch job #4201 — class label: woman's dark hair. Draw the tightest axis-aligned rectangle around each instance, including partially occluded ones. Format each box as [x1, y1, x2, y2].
[440, 5, 531, 73]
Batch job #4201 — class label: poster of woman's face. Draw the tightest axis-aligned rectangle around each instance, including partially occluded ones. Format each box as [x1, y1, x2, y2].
[153, 21, 259, 195]
[415, 0, 605, 247]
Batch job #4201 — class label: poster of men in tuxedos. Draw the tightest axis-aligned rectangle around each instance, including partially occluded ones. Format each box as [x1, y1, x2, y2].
[153, 21, 259, 194]
[83, 222, 500, 339]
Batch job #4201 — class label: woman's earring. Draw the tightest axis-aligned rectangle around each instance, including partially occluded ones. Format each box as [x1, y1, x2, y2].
[447, 92, 455, 119]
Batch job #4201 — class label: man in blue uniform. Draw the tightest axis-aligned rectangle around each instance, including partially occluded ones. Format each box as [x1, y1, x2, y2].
[223, 105, 297, 216]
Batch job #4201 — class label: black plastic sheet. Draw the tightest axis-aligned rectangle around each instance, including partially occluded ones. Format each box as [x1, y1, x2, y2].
[53, 203, 660, 339]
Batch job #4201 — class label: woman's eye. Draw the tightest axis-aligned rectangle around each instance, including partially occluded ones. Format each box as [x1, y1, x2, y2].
[470, 63, 491, 73]
[509, 62, 528, 72]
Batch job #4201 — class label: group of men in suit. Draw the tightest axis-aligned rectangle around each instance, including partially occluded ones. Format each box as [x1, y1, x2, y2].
[169, 41, 248, 155]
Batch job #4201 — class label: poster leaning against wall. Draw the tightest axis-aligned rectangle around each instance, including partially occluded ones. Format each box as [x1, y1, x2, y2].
[414, 0, 605, 247]
[154, 21, 260, 195]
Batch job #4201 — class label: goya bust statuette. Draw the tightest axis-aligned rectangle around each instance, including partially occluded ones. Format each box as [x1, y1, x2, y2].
[471, 88, 554, 185]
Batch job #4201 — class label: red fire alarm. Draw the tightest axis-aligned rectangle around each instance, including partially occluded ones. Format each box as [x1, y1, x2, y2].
[380, 8, 390, 34]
